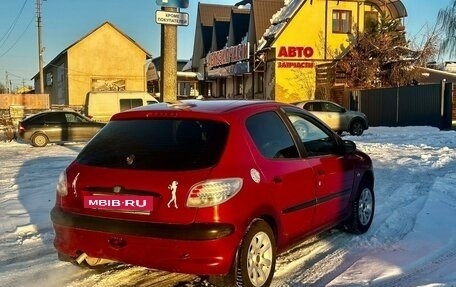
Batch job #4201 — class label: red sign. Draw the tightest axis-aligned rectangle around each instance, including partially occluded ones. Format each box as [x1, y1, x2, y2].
[278, 62, 314, 68]
[277, 46, 314, 58]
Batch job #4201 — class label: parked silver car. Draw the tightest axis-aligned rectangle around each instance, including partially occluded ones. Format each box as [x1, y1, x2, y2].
[294, 100, 368, 136]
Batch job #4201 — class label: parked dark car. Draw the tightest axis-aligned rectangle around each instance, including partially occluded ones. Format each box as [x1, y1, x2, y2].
[17, 110, 105, 147]
[51, 100, 375, 287]
[294, 100, 369, 135]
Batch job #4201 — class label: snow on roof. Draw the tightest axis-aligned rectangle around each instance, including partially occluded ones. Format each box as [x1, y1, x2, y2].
[257, 0, 305, 51]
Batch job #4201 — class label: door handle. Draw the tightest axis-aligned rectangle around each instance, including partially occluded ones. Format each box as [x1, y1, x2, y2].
[273, 176, 282, 184]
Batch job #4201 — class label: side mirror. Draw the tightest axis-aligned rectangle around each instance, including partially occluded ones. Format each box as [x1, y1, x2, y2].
[342, 140, 356, 153]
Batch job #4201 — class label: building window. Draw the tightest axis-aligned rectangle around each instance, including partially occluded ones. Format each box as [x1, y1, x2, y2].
[256, 73, 264, 93]
[178, 81, 198, 98]
[235, 76, 243, 96]
[217, 79, 225, 98]
[332, 10, 351, 33]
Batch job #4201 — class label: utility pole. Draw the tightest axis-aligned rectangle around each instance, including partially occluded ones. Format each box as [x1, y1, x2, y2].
[36, 0, 44, 94]
[5, 71, 9, 94]
[160, 6, 178, 102]
[155, 0, 189, 102]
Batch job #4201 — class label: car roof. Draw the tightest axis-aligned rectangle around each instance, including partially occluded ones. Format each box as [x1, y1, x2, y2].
[34, 110, 77, 115]
[23, 110, 85, 121]
[293, 100, 334, 104]
[111, 99, 288, 120]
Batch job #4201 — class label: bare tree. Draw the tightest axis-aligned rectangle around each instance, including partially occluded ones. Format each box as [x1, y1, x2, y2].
[336, 15, 438, 88]
[437, 0, 456, 59]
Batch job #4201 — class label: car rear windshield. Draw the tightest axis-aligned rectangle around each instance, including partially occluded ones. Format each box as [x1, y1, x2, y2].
[76, 119, 229, 170]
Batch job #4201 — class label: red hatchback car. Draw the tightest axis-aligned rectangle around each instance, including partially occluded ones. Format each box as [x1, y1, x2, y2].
[51, 100, 374, 287]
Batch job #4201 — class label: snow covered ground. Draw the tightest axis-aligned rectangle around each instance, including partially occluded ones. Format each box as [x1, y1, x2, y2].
[0, 126, 455, 287]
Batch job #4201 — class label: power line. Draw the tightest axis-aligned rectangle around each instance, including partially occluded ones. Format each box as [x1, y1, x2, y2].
[0, 16, 34, 58]
[0, 0, 30, 50]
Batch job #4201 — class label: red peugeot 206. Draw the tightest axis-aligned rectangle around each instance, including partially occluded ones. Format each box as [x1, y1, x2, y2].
[51, 100, 374, 287]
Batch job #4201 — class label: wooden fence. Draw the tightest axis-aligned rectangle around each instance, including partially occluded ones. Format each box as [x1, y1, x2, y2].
[0, 94, 50, 110]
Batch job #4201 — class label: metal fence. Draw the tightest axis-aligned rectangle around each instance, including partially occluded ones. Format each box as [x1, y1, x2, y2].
[350, 82, 453, 130]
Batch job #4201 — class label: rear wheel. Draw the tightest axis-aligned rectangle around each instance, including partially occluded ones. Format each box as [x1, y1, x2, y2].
[349, 120, 364, 136]
[237, 220, 276, 287]
[31, 133, 49, 147]
[209, 220, 276, 287]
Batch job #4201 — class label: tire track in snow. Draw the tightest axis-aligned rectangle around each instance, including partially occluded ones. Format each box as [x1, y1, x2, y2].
[371, 172, 456, 287]
[371, 239, 456, 287]
[272, 231, 355, 286]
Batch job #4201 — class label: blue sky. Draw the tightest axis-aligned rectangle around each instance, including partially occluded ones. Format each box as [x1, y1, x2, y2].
[0, 0, 452, 88]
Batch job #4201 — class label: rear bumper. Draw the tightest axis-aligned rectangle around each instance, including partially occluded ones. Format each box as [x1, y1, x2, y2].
[51, 206, 238, 275]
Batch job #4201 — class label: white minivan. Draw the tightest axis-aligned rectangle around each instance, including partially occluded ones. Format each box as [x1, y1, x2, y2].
[85, 91, 159, 122]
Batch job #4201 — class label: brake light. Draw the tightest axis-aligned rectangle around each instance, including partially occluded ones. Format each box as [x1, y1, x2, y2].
[18, 122, 25, 133]
[186, 178, 243, 207]
[56, 170, 68, 197]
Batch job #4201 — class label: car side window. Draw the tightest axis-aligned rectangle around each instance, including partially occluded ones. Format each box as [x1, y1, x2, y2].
[246, 111, 299, 159]
[286, 113, 338, 157]
[324, 102, 343, 113]
[65, 113, 88, 123]
[30, 114, 45, 124]
[45, 113, 64, 124]
[304, 102, 321, 111]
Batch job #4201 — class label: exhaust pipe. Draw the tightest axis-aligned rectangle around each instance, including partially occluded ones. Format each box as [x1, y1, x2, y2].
[75, 253, 88, 264]
[75, 252, 115, 266]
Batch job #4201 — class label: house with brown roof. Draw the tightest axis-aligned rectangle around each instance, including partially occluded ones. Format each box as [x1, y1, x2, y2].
[192, 0, 407, 102]
[192, 0, 283, 98]
[33, 22, 152, 109]
[191, 3, 234, 73]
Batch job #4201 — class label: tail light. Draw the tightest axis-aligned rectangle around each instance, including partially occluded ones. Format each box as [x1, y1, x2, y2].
[18, 122, 25, 133]
[186, 178, 243, 207]
[56, 170, 68, 197]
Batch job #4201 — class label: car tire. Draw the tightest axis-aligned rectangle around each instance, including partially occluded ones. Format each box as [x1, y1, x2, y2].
[345, 180, 375, 234]
[208, 219, 276, 287]
[237, 219, 276, 287]
[349, 120, 364, 136]
[31, 133, 49, 147]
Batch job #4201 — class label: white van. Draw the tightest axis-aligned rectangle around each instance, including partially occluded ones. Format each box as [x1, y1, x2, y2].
[85, 91, 159, 122]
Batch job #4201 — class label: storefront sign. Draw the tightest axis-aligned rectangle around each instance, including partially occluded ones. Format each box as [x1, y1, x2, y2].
[278, 62, 314, 68]
[277, 46, 314, 69]
[277, 46, 314, 58]
[207, 62, 250, 78]
[206, 43, 249, 69]
[207, 66, 232, 78]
